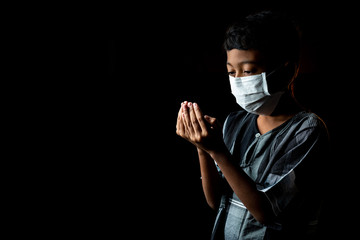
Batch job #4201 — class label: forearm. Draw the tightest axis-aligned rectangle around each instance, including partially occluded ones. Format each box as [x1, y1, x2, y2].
[208, 148, 274, 224]
[198, 148, 222, 210]
[176, 101, 273, 223]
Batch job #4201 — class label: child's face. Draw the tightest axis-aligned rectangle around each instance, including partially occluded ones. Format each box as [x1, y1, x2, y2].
[226, 48, 291, 93]
[226, 49, 266, 78]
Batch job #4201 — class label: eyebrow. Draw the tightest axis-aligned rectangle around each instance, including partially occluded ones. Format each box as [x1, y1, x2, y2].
[227, 61, 259, 67]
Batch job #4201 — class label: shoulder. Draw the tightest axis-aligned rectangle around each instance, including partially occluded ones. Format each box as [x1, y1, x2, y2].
[222, 109, 256, 147]
[282, 111, 330, 148]
[224, 109, 253, 130]
[290, 111, 328, 135]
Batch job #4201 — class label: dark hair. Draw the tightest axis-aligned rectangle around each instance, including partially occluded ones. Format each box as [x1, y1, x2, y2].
[224, 10, 300, 67]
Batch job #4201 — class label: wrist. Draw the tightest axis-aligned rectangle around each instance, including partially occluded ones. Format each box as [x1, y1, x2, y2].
[208, 144, 230, 161]
[197, 147, 209, 157]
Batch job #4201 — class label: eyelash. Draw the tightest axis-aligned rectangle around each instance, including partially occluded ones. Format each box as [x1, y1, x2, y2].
[228, 70, 254, 76]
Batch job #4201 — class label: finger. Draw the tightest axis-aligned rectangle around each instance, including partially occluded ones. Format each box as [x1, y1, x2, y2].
[193, 102, 208, 132]
[180, 102, 189, 135]
[182, 102, 194, 135]
[176, 103, 184, 135]
[204, 115, 221, 129]
[188, 102, 202, 134]
[204, 115, 215, 124]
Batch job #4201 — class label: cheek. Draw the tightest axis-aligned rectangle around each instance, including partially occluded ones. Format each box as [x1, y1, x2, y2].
[266, 76, 290, 94]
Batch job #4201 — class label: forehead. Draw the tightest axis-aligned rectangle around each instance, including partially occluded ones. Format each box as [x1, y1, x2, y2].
[226, 49, 264, 66]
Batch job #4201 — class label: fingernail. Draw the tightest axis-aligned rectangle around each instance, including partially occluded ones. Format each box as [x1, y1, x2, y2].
[188, 102, 192, 108]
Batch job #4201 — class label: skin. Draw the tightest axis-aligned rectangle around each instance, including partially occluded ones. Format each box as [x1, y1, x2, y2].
[227, 49, 297, 134]
[176, 49, 300, 224]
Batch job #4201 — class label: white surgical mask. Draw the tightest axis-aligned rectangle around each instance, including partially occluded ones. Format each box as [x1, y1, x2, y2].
[229, 72, 284, 115]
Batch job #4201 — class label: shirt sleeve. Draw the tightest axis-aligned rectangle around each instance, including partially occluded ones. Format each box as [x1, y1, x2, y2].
[259, 121, 329, 217]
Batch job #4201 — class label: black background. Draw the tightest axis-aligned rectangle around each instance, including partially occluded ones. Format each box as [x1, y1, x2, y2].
[19, 2, 357, 239]
[109, 3, 358, 239]
[6, 2, 358, 239]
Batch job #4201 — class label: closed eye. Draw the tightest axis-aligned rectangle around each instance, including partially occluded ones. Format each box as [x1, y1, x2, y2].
[243, 69, 258, 76]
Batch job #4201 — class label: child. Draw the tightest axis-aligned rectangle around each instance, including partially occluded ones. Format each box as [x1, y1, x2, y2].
[176, 10, 329, 240]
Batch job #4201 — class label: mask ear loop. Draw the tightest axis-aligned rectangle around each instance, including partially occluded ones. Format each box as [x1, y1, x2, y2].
[288, 62, 299, 95]
[288, 62, 306, 110]
[266, 63, 294, 94]
[266, 64, 285, 78]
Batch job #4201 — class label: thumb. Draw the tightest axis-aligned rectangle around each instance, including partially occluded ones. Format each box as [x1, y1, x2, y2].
[204, 115, 221, 129]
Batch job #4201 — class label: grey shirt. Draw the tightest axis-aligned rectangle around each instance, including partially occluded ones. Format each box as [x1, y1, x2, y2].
[211, 110, 329, 240]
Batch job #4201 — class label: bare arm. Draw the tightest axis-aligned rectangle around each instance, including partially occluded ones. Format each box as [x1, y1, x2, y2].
[176, 103, 221, 210]
[197, 148, 222, 210]
[208, 147, 274, 224]
[176, 102, 274, 224]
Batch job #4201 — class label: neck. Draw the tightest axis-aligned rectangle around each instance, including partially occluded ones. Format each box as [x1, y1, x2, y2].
[256, 91, 303, 134]
[270, 90, 303, 117]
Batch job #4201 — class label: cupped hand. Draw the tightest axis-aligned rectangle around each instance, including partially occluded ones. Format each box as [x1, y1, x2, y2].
[176, 101, 224, 153]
